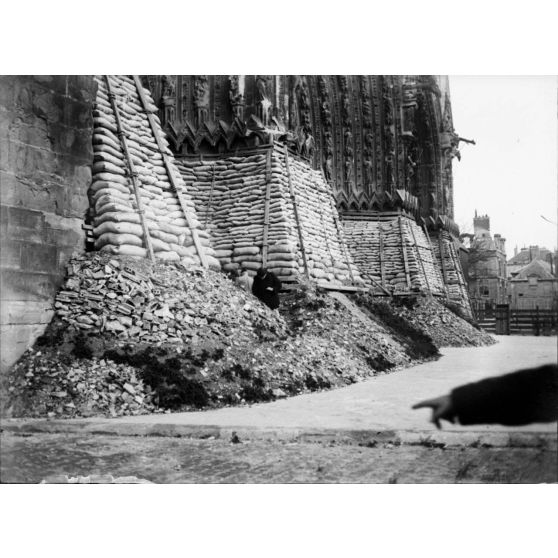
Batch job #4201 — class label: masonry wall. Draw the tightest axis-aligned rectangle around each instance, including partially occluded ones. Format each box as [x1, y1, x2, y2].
[509, 279, 558, 310]
[0, 76, 97, 372]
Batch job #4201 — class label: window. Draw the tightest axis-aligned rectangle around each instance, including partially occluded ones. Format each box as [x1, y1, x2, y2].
[528, 277, 538, 287]
[480, 286, 490, 296]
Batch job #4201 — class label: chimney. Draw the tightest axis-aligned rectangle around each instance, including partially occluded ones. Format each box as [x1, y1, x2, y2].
[514, 245, 518, 256]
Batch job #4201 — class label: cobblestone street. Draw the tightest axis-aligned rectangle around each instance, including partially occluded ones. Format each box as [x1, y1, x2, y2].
[1, 431, 556, 484]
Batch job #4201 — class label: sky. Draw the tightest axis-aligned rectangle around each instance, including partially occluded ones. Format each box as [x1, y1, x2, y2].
[450, 76, 557, 255]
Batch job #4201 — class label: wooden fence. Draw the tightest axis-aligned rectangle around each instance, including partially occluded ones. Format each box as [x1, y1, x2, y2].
[475, 304, 557, 336]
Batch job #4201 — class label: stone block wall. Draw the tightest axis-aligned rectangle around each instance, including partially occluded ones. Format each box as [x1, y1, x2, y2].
[0, 76, 97, 372]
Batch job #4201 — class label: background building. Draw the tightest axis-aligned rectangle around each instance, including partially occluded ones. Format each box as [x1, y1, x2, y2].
[507, 254, 557, 311]
[466, 212, 507, 314]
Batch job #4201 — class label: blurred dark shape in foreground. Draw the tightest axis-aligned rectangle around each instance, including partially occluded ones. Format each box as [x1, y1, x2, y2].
[413, 364, 558, 428]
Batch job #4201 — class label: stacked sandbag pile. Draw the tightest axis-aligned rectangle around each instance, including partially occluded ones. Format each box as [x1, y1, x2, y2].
[404, 220, 446, 295]
[282, 151, 362, 285]
[91, 75, 219, 269]
[178, 145, 363, 286]
[343, 216, 446, 296]
[177, 154, 271, 275]
[431, 230, 472, 315]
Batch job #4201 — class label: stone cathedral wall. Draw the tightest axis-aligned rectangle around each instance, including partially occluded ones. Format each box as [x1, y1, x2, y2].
[0, 76, 97, 372]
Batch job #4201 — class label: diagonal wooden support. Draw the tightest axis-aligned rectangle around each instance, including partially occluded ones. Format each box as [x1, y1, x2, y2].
[103, 75, 154, 261]
[132, 75, 208, 269]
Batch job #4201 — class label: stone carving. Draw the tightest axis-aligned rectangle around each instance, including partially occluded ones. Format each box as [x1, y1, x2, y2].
[160, 75, 176, 127]
[299, 78, 311, 131]
[193, 75, 210, 126]
[405, 151, 418, 191]
[345, 157, 353, 182]
[229, 75, 245, 119]
[255, 75, 272, 126]
[289, 75, 303, 130]
[144, 75, 457, 228]
[301, 129, 315, 158]
[324, 157, 333, 182]
[364, 157, 374, 188]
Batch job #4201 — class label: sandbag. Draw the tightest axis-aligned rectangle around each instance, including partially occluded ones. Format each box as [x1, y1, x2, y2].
[95, 195, 133, 213]
[233, 246, 260, 256]
[154, 251, 180, 261]
[93, 221, 144, 237]
[205, 255, 221, 270]
[150, 238, 171, 252]
[95, 233, 143, 249]
[93, 161, 126, 176]
[100, 244, 147, 258]
[93, 134, 121, 152]
[93, 172, 129, 186]
[265, 259, 297, 268]
[89, 180, 130, 195]
[149, 229, 179, 245]
[93, 152, 125, 168]
[91, 187, 130, 204]
[95, 201, 135, 216]
[94, 211, 141, 226]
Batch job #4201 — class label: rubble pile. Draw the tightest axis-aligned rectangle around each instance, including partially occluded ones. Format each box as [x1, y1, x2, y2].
[354, 294, 495, 348]
[91, 75, 219, 268]
[2, 352, 157, 419]
[52, 252, 286, 344]
[2, 252, 444, 418]
[343, 216, 445, 296]
[178, 145, 363, 286]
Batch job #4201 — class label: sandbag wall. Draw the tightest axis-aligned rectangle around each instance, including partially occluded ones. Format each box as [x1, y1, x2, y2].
[90, 75, 219, 269]
[343, 215, 446, 296]
[177, 145, 363, 286]
[431, 230, 472, 315]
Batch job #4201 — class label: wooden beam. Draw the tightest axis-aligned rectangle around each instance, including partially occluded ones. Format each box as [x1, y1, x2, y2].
[378, 223, 386, 288]
[398, 215, 412, 290]
[283, 144, 310, 280]
[261, 146, 273, 267]
[409, 220, 431, 293]
[132, 75, 208, 269]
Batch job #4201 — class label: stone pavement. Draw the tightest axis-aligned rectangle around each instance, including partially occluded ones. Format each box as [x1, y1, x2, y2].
[1, 431, 555, 483]
[5, 335, 555, 437]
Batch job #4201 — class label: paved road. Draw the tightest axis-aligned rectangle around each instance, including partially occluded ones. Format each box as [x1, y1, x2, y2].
[89, 335, 557, 433]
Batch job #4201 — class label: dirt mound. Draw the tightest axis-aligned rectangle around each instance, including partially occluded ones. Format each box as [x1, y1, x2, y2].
[353, 294, 495, 348]
[2, 255, 446, 418]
